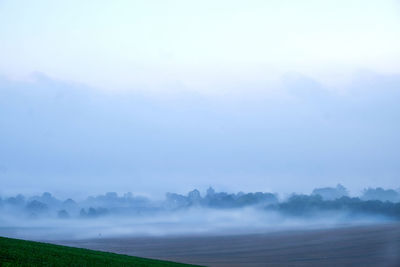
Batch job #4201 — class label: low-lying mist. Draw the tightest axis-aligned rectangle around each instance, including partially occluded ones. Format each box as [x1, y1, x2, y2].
[1, 185, 399, 240]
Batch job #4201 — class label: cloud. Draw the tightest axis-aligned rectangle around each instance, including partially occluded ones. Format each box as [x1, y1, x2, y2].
[0, 72, 399, 196]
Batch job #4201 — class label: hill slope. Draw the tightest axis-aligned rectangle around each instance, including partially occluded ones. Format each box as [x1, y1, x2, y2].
[0, 236, 197, 266]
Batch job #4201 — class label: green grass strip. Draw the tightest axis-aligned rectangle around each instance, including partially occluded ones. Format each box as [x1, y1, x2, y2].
[0, 236, 199, 267]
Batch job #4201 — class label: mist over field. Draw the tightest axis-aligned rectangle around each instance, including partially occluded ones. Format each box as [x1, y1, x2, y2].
[1, 185, 399, 240]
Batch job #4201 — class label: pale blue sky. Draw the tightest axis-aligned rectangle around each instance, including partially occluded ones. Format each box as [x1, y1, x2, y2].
[1, 0, 400, 90]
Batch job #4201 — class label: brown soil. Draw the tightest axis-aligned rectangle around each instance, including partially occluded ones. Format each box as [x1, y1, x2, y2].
[55, 223, 400, 267]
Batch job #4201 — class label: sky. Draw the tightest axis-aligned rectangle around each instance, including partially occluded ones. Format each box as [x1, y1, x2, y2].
[0, 1, 400, 197]
[1, 0, 400, 89]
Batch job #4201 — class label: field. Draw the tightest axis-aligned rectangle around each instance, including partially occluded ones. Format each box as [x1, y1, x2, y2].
[57, 223, 400, 267]
[0, 236, 197, 266]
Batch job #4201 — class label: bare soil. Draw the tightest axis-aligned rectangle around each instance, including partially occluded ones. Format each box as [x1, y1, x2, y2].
[55, 223, 400, 267]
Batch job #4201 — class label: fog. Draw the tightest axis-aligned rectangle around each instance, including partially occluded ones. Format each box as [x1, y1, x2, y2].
[1, 186, 399, 240]
[0, 208, 386, 241]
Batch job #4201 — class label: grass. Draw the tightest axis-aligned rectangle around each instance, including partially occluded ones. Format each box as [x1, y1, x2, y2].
[0, 236, 198, 266]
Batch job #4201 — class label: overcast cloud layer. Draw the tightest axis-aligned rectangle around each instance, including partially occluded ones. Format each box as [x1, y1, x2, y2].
[0, 72, 399, 197]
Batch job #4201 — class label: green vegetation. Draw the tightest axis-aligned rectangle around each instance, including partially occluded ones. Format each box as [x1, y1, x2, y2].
[0, 236, 197, 267]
